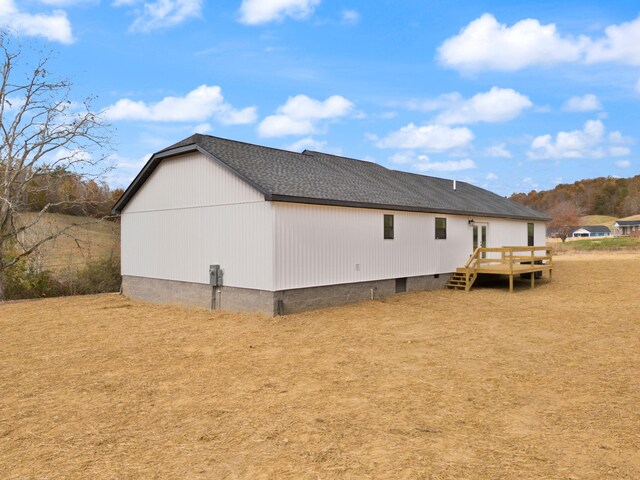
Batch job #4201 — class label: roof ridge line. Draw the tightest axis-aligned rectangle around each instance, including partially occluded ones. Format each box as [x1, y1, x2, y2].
[196, 133, 309, 158]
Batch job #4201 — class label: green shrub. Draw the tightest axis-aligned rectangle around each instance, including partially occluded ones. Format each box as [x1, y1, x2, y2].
[3, 255, 121, 300]
[69, 256, 121, 295]
[3, 263, 65, 299]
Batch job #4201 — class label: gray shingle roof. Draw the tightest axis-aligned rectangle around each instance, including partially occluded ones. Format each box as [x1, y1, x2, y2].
[114, 134, 549, 221]
[615, 220, 640, 226]
[575, 225, 611, 233]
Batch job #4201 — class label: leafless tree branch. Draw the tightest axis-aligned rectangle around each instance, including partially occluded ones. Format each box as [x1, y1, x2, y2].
[0, 32, 114, 299]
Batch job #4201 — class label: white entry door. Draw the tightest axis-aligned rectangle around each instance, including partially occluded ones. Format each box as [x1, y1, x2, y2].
[473, 223, 488, 258]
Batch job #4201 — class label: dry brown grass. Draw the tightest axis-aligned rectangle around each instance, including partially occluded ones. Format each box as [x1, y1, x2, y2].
[579, 214, 616, 228]
[1, 254, 640, 479]
[17, 213, 119, 270]
[619, 214, 640, 221]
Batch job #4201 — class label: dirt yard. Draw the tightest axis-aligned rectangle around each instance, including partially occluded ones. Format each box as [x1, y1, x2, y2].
[1, 253, 639, 479]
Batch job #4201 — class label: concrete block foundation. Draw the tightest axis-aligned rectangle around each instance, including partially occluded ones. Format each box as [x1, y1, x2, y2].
[122, 275, 213, 310]
[122, 273, 452, 316]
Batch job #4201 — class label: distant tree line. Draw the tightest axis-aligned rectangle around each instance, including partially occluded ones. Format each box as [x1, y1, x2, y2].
[510, 175, 640, 218]
[19, 166, 124, 218]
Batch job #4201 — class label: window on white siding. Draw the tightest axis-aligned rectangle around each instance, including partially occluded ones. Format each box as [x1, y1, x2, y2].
[435, 217, 447, 240]
[384, 214, 394, 239]
[527, 223, 534, 246]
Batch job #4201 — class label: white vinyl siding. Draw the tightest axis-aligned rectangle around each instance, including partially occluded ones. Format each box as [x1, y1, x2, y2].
[123, 151, 264, 213]
[121, 152, 274, 290]
[273, 202, 547, 291]
[121, 152, 546, 293]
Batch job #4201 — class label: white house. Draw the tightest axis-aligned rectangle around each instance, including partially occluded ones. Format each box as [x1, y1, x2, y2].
[613, 219, 640, 236]
[113, 134, 549, 315]
[571, 226, 611, 238]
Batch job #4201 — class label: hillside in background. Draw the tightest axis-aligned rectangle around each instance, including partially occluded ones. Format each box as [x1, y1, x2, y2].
[4, 213, 121, 300]
[510, 175, 640, 219]
[17, 213, 120, 272]
[578, 215, 617, 229]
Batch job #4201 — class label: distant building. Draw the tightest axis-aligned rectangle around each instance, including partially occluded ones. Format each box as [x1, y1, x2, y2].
[571, 226, 611, 238]
[613, 220, 640, 236]
[547, 225, 578, 239]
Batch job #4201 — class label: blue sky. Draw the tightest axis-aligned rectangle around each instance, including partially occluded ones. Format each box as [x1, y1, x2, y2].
[3, 0, 640, 195]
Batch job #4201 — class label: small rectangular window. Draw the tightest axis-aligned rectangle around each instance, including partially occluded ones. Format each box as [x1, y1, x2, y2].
[527, 222, 534, 246]
[384, 214, 394, 239]
[435, 217, 447, 240]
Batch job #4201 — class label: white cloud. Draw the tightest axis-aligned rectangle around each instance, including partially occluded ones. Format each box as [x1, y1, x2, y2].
[285, 137, 342, 154]
[389, 151, 414, 165]
[405, 93, 461, 112]
[113, 0, 202, 32]
[0, 0, 74, 44]
[550, 177, 563, 186]
[375, 111, 398, 120]
[388, 151, 477, 172]
[485, 143, 512, 158]
[615, 160, 631, 167]
[110, 152, 151, 170]
[486, 172, 498, 180]
[258, 94, 353, 137]
[608, 131, 631, 144]
[438, 13, 585, 72]
[563, 94, 602, 112]
[258, 115, 314, 137]
[528, 119, 608, 159]
[51, 148, 92, 164]
[193, 122, 213, 133]
[341, 9, 359, 25]
[608, 131, 633, 157]
[279, 94, 353, 119]
[108, 153, 152, 187]
[610, 146, 630, 157]
[413, 156, 477, 172]
[239, 0, 320, 25]
[519, 177, 539, 190]
[38, 0, 95, 5]
[104, 85, 258, 124]
[585, 16, 640, 65]
[435, 87, 532, 125]
[285, 137, 326, 151]
[374, 123, 474, 152]
[438, 13, 640, 72]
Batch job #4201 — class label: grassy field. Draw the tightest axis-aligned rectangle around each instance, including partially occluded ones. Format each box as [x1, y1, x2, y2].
[553, 236, 640, 251]
[579, 214, 616, 228]
[2, 253, 640, 479]
[17, 212, 119, 270]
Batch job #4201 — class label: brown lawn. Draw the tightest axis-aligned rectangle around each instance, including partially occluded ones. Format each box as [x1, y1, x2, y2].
[1, 253, 639, 479]
[17, 213, 119, 271]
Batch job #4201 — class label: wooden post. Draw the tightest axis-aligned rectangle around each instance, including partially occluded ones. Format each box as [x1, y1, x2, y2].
[509, 274, 513, 293]
[531, 270, 535, 288]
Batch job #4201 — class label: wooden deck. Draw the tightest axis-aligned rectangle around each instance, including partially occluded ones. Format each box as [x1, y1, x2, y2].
[447, 246, 553, 292]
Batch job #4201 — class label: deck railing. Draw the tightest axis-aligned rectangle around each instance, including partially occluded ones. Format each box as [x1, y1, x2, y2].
[467, 246, 553, 271]
[463, 246, 553, 291]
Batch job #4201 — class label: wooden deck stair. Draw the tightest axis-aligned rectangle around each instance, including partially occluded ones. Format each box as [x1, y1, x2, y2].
[449, 246, 553, 293]
[446, 271, 477, 291]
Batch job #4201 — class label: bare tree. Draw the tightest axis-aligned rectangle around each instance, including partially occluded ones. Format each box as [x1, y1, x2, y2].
[0, 33, 111, 299]
[547, 202, 580, 243]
